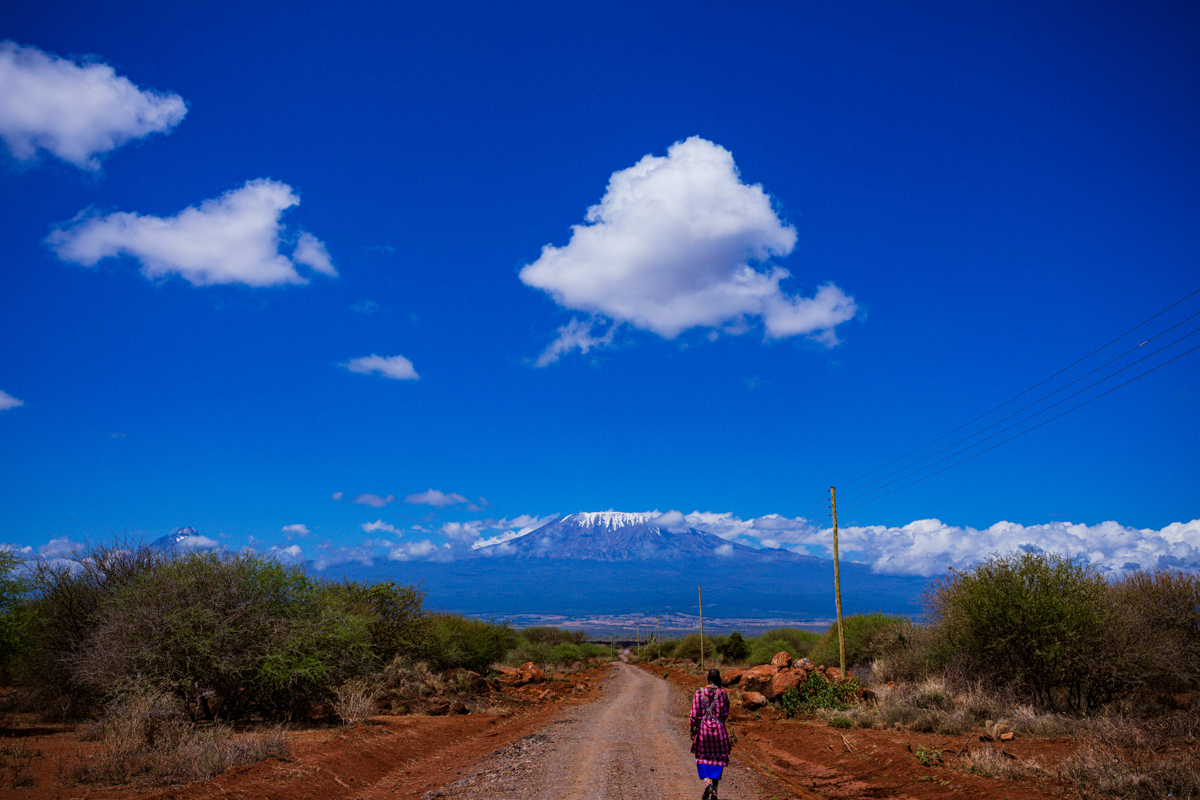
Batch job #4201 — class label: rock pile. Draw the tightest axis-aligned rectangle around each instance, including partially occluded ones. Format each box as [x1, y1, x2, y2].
[724, 651, 853, 711]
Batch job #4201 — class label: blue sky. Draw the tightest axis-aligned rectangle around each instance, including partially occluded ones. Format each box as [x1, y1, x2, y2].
[2, 0, 1198, 578]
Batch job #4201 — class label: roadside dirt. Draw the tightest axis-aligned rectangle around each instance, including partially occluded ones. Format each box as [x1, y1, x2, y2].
[650, 663, 1074, 799]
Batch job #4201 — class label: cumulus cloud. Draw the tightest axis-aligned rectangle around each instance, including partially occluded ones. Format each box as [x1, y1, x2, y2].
[281, 523, 310, 537]
[388, 539, 451, 562]
[38, 536, 84, 559]
[331, 491, 343, 500]
[816, 518, 1200, 577]
[353, 493, 394, 508]
[341, 354, 419, 381]
[406, 489, 469, 508]
[175, 533, 219, 549]
[0, 41, 187, 170]
[47, 179, 337, 287]
[362, 520, 400, 534]
[0, 390, 23, 411]
[312, 544, 377, 571]
[268, 544, 304, 564]
[520, 136, 858, 364]
[470, 514, 562, 549]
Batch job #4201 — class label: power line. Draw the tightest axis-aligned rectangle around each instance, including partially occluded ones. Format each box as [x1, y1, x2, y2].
[841, 312, 1200, 499]
[843, 340, 1200, 511]
[838, 287, 1200, 491]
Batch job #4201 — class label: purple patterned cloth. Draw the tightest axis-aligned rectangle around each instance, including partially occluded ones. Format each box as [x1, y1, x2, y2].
[689, 686, 731, 765]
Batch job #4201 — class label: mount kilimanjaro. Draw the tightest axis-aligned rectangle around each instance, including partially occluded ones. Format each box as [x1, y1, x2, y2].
[333, 511, 930, 623]
[483, 511, 760, 561]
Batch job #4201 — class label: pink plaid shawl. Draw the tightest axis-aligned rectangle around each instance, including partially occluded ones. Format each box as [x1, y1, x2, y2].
[689, 686, 731, 765]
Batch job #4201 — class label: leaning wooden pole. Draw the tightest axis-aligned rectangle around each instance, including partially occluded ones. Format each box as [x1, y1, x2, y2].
[831, 486, 846, 678]
[698, 585, 705, 670]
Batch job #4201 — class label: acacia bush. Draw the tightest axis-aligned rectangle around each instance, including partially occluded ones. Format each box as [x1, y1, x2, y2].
[672, 633, 720, 663]
[1112, 569, 1200, 695]
[807, 613, 907, 670]
[20, 542, 169, 703]
[71, 551, 372, 720]
[417, 613, 517, 673]
[747, 628, 819, 665]
[926, 551, 1134, 712]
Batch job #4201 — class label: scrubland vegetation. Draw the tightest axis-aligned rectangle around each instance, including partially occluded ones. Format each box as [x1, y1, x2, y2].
[640, 551, 1200, 799]
[0, 543, 613, 787]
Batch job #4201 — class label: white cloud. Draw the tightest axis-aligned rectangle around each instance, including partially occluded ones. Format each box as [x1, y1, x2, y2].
[520, 136, 858, 364]
[312, 544, 376, 571]
[406, 489, 469, 508]
[533, 318, 615, 368]
[342, 354, 419, 381]
[0, 41, 187, 170]
[470, 514, 561, 549]
[268, 544, 304, 564]
[292, 232, 336, 277]
[362, 520, 399, 534]
[353, 493, 394, 508]
[331, 491, 343, 500]
[0, 390, 23, 411]
[38, 536, 84, 559]
[176, 534, 219, 549]
[814, 518, 1200, 577]
[388, 539, 452, 562]
[47, 179, 337, 287]
[281, 523, 310, 537]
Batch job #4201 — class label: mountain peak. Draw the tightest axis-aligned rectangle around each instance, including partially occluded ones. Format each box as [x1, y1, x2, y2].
[566, 511, 655, 529]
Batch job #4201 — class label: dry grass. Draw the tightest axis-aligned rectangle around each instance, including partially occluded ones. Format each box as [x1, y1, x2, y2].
[1054, 743, 1200, 799]
[332, 678, 382, 726]
[57, 690, 289, 787]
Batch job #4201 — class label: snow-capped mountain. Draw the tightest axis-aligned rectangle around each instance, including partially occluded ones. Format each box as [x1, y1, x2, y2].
[484, 511, 761, 561]
[149, 526, 202, 550]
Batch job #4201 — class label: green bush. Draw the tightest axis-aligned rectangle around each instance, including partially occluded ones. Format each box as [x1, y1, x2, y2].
[505, 639, 554, 668]
[673, 633, 720, 663]
[520, 626, 586, 646]
[551, 643, 581, 664]
[71, 551, 373, 720]
[0, 548, 30, 684]
[716, 631, 749, 662]
[578, 642, 605, 659]
[926, 551, 1131, 712]
[747, 628, 819, 665]
[419, 613, 518, 674]
[808, 613, 908, 670]
[779, 672, 861, 717]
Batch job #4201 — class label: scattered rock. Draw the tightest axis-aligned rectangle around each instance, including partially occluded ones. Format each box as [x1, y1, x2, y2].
[450, 700, 470, 715]
[770, 651, 793, 669]
[721, 668, 744, 687]
[769, 670, 803, 700]
[825, 667, 842, 681]
[1000, 732, 1014, 741]
[741, 691, 768, 710]
[741, 665, 779, 695]
[426, 702, 451, 716]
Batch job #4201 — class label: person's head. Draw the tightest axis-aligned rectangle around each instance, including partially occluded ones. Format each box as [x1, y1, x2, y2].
[706, 668, 722, 687]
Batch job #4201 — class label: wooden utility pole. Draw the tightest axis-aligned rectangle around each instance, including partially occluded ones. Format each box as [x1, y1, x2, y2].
[831, 486, 846, 678]
[698, 585, 705, 670]
[657, 614, 661, 650]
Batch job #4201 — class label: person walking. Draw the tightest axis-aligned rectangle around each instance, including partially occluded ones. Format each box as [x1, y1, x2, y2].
[689, 668, 731, 799]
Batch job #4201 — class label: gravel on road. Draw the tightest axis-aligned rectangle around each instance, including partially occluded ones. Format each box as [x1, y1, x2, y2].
[423, 663, 769, 800]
